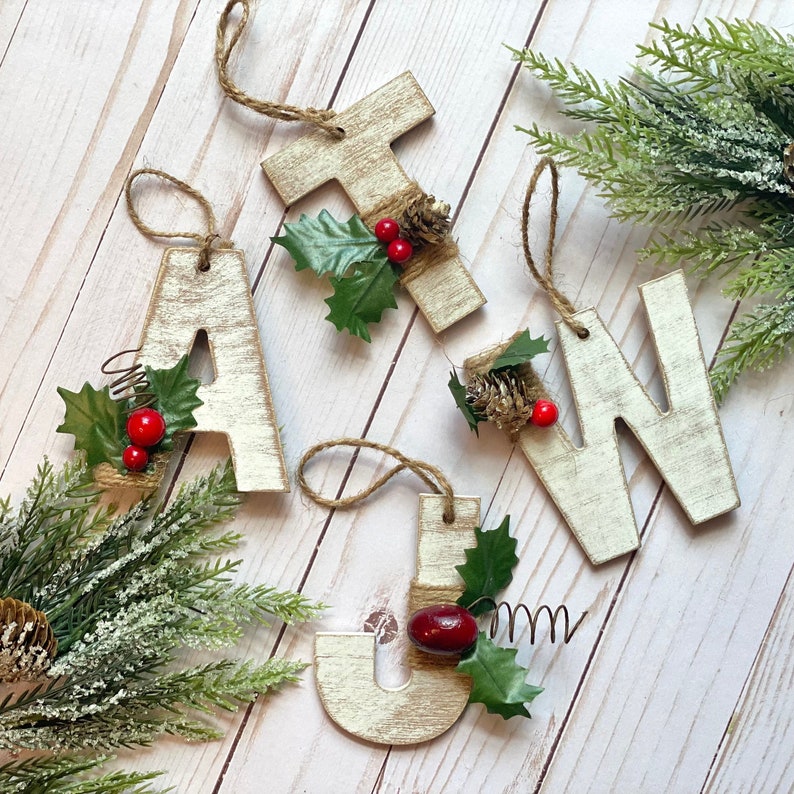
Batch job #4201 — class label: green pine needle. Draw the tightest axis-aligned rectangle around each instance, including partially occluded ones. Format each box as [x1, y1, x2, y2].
[0, 457, 324, 790]
[0, 754, 165, 793]
[511, 18, 794, 398]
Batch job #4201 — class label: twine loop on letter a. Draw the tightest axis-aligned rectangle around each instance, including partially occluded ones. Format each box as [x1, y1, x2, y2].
[124, 168, 234, 271]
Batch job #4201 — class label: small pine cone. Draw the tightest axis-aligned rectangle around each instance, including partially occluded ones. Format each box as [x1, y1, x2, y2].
[0, 596, 58, 681]
[400, 194, 451, 247]
[466, 371, 536, 441]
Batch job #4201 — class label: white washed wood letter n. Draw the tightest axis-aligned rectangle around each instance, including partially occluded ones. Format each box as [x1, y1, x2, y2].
[314, 494, 478, 744]
[137, 247, 289, 492]
[518, 271, 739, 565]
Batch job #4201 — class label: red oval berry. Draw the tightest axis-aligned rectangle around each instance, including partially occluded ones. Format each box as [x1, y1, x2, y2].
[374, 217, 400, 243]
[407, 604, 478, 655]
[386, 237, 413, 265]
[530, 399, 559, 427]
[122, 444, 149, 472]
[126, 407, 166, 447]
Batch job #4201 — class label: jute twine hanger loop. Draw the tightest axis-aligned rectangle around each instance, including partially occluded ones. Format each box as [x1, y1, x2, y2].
[125, 168, 234, 271]
[298, 438, 457, 524]
[216, 0, 345, 140]
[523, 157, 590, 339]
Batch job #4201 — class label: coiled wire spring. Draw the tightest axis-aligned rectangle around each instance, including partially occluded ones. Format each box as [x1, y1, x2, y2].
[469, 597, 587, 644]
[100, 348, 156, 412]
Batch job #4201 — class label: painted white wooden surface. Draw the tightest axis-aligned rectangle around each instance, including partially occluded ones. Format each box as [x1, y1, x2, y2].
[1, 1, 791, 792]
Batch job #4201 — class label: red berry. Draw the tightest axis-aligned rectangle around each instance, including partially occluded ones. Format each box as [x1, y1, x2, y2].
[387, 237, 413, 265]
[126, 407, 166, 447]
[530, 399, 559, 427]
[122, 445, 149, 472]
[407, 604, 478, 655]
[374, 217, 400, 243]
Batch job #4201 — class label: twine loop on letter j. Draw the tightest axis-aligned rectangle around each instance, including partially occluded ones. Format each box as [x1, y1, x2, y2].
[124, 168, 234, 271]
[297, 438, 457, 524]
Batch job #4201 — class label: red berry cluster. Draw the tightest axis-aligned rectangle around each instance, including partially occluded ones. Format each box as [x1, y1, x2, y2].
[530, 398, 558, 428]
[374, 217, 413, 265]
[122, 407, 166, 472]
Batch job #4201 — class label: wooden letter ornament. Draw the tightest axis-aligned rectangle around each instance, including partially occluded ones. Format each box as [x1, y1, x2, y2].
[263, 72, 486, 333]
[314, 494, 478, 744]
[514, 270, 739, 565]
[136, 247, 289, 492]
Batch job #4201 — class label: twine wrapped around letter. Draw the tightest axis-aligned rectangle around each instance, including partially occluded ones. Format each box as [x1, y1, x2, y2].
[297, 438, 456, 524]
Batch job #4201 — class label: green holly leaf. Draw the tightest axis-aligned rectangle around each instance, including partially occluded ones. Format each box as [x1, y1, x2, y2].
[456, 633, 543, 719]
[448, 371, 484, 434]
[56, 383, 126, 470]
[145, 355, 203, 451]
[456, 516, 518, 616]
[491, 330, 550, 370]
[324, 258, 399, 342]
[271, 210, 383, 278]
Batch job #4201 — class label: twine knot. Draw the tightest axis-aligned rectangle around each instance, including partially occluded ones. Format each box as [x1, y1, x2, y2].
[297, 438, 457, 524]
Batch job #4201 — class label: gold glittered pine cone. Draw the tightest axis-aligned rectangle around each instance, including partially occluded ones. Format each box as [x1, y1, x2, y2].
[0, 596, 57, 681]
[400, 194, 451, 247]
[467, 370, 536, 442]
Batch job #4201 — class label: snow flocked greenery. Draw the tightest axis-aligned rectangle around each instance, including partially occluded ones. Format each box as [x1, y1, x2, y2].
[0, 457, 323, 791]
[511, 18, 794, 401]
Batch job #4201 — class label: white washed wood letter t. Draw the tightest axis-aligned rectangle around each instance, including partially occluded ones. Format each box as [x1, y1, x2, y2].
[137, 247, 289, 492]
[517, 271, 739, 565]
[314, 495, 478, 744]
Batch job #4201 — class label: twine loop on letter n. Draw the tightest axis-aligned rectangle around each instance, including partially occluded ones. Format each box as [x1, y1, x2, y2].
[297, 438, 457, 523]
[215, 0, 344, 140]
[124, 168, 234, 271]
[523, 157, 589, 339]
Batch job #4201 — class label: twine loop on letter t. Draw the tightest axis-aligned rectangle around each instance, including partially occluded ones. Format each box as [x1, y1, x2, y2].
[124, 168, 234, 271]
[298, 438, 457, 523]
[215, 0, 344, 139]
[523, 157, 589, 339]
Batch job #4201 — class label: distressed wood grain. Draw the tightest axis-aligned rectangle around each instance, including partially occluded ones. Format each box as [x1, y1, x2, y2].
[1, 0, 792, 792]
[315, 495, 477, 745]
[502, 271, 737, 565]
[137, 247, 288, 492]
[263, 71, 486, 333]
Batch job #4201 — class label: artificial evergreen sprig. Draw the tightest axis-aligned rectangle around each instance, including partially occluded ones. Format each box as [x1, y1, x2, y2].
[510, 18, 794, 400]
[0, 754, 162, 793]
[0, 457, 324, 791]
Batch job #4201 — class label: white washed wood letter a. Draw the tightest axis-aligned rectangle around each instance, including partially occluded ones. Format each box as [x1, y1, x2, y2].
[137, 247, 289, 492]
[518, 271, 739, 565]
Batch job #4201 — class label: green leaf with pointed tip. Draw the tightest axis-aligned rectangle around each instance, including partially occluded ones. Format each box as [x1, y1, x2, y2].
[456, 633, 543, 719]
[324, 258, 400, 342]
[56, 383, 126, 470]
[145, 355, 203, 451]
[271, 210, 383, 278]
[456, 516, 518, 616]
[491, 329, 550, 370]
[448, 371, 484, 434]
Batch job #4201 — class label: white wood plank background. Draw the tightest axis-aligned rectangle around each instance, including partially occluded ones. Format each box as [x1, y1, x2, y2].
[1, 1, 792, 792]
